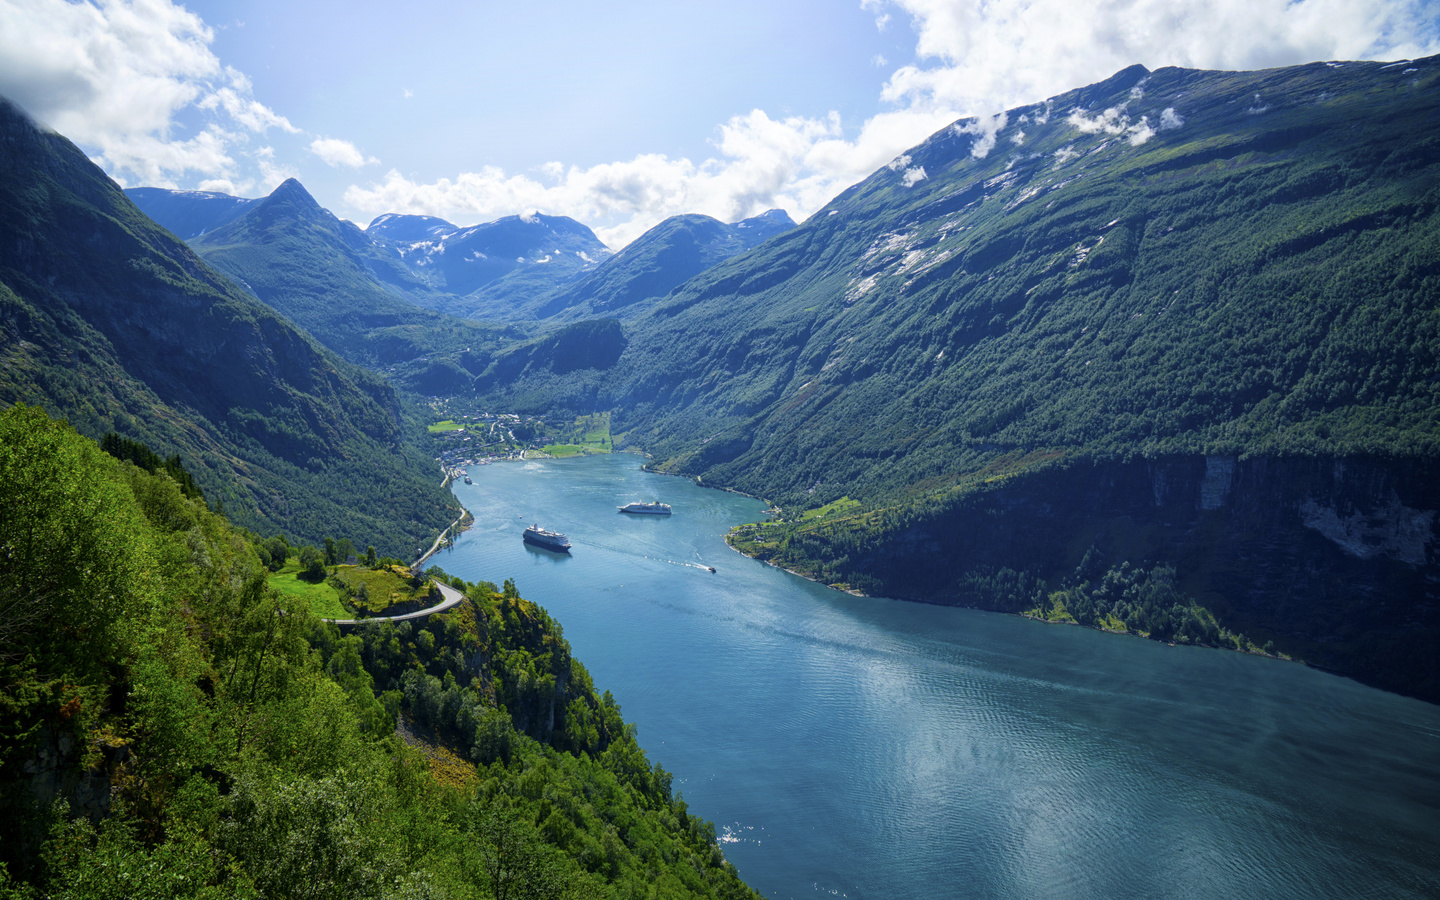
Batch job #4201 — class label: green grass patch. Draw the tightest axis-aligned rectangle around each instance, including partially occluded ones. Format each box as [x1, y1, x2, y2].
[268, 559, 349, 619]
[802, 496, 862, 520]
[427, 419, 465, 433]
[332, 564, 431, 616]
[557, 412, 612, 453]
[541, 414, 612, 457]
[266, 561, 432, 619]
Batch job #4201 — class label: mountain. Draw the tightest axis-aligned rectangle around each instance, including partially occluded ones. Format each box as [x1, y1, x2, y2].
[478, 58, 1440, 700]
[124, 186, 259, 239]
[0, 97, 458, 555]
[365, 208, 793, 323]
[366, 211, 458, 244]
[176, 179, 517, 394]
[0, 408, 758, 899]
[533, 209, 796, 320]
[130, 189, 794, 398]
[366, 211, 613, 320]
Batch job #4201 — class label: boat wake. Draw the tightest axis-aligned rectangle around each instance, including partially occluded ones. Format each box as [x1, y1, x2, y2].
[636, 554, 716, 574]
[575, 536, 715, 573]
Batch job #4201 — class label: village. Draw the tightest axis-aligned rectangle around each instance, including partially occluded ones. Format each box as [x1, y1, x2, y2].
[426, 408, 614, 481]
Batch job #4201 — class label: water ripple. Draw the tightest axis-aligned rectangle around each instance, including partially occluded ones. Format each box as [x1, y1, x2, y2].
[445, 456, 1440, 900]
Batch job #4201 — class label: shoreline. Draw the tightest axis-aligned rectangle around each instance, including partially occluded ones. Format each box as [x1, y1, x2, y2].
[725, 532, 1294, 663]
[452, 450, 1291, 669]
[414, 504, 472, 569]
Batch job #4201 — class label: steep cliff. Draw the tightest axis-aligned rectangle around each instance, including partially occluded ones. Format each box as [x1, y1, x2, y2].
[0, 97, 457, 554]
[740, 453, 1440, 700]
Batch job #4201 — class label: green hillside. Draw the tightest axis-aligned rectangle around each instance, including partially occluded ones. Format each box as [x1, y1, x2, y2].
[0, 404, 757, 898]
[533, 210, 796, 321]
[475, 58, 1440, 700]
[188, 180, 519, 395]
[0, 98, 456, 557]
[602, 60, 1440, 499]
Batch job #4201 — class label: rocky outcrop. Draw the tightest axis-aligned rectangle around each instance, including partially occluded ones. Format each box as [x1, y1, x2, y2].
[18, 725, 127, 822]
[838, 454, 1440, 701]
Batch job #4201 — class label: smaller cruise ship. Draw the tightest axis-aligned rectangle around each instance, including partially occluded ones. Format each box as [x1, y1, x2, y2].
[523, 524, 571, 552]
[618, 501, 672, 515]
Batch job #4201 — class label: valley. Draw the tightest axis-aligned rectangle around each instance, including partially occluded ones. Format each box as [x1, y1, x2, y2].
[25, 55, 1439, 698]
[2, 43, 1438, 900]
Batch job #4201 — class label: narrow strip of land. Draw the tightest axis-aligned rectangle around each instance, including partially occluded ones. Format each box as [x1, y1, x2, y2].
[414, 505, 470, 568]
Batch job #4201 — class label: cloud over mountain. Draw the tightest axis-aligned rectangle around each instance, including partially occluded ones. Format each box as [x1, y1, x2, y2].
[3, 0, 1435, 247]
[871, 0, 1440, 116]
[309, 137, 378, 169]
[0, 0, 297, 188]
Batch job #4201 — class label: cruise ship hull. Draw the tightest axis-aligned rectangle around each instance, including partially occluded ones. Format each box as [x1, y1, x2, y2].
[523, 525, 571, 552]
[619, 502, 672, 515]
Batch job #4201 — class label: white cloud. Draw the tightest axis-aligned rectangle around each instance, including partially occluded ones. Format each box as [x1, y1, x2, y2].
[343, 105, 959, 247]
[253, 146, 297, 191]
[12, 0, 1435, 250]
[1125, 117, 1155, 145]
[199, 67, 298, 133]
[871, 0, 1440, 118]
[901, 166, 928, 186]
[0, 0, 297, 189]
[197, 177, 239, 194]
[1067, 105, 1155, 144]
[953, 110, 1009, 159]
[354, 0, 1438, 247]
[309, 136, 378, 168]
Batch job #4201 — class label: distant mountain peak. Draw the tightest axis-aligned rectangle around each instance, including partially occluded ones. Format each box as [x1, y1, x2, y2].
[125, 186, 261, 239]
[266, 177, 321, 208]
[735, 208, 797, 230]
[367, 212, 453, 230]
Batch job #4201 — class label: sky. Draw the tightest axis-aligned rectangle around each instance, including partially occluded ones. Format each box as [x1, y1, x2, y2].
[1, 0, 1437, 248]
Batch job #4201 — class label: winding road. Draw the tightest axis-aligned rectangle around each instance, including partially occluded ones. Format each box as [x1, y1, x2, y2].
[323, 581, 466, 628]
[414, 506, 470, 569]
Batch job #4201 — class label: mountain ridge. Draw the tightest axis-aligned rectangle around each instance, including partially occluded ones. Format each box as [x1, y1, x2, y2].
[181, 177, 520, 396]
[0, 96, 457, 555]
[471, 56, 1440, 699]
[123, 186, 259, 239]
[365, 210, 613, 319]
[535, 208, 797, 320]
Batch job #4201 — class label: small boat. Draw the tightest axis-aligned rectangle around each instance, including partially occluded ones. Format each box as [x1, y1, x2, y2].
[464, 476, 472, 484]
[523, 524, 571, 553]
[618, 501, 672, 515]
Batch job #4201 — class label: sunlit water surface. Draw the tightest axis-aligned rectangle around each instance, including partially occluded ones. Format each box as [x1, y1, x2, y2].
[439, 454, 1440, 899]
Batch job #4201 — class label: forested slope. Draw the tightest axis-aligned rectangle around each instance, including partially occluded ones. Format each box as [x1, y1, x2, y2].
[476, 58, 1440, 699]
[0, 98, 456, 556]
[532, 210, 796, 321]
[604, 59, 1440, 498]
[0, 404, 756, 899]
[185, 179, 518, 396]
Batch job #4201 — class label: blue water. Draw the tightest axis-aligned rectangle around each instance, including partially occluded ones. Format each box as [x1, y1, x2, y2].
[440, 454, 1440, 899]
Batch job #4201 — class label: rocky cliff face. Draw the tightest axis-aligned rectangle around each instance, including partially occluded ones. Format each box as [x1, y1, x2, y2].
[838, 454, 1439, 700]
